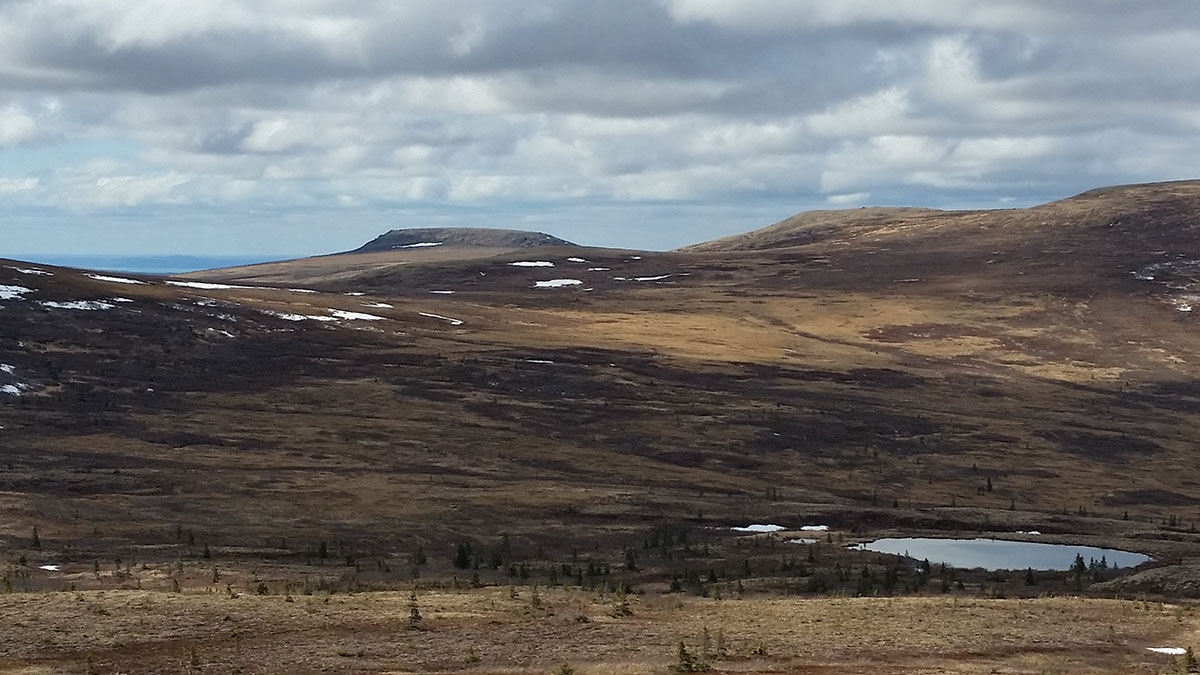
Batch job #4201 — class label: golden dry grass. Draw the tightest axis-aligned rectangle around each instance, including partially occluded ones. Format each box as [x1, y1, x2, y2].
[0, 589, 1195, 674]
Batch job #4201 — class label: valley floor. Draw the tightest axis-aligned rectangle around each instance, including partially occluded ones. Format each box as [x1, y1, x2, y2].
[0, 589, 1196, 674]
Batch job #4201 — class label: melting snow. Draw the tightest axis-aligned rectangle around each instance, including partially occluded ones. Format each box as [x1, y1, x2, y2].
[394, 242, 443, 248]
[419, 312, 464, 326]
[534, 279, 583, 288]
[263, 310, 330, 322]
[111, 297, 134, 303]
[363, 302, 393, 308]
[0, 364, 13, 374]
[587, 267, 610, 271]
[87, 274, 147, 285]
[8, 267, 51, 276]
[166, 281, 255, 290]
[566, 257, 587, 263]
[430, 290, 455, 294]
[328, 310, 385, 321]
[37, 565, 60, 572]
[509, 261, 555, 267]
[40, 300, 115, 310]
[0, 285, 34, 300]
[344, 292, 365, 296]
[800, 525, 830, 532]
[620, 274, 673, 282]
[787, 538, 818, 545]
[1148, 647, 1187, 656]
[288, 288, 319, 294]
[1017, 530, 1042, 536]
[732, 524, 786, 533]
[525, 359, 556, 365]
[2, 384, 26, 396]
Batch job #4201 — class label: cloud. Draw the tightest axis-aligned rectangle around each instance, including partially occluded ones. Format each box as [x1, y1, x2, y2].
[0, 1, 1198, 254]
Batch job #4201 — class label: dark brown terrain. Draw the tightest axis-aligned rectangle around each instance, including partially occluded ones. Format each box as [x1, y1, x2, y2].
[4, 181, 1200, 673]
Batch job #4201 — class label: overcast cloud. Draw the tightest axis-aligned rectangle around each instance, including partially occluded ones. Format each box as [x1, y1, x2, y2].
[3, 0, 1200, 256]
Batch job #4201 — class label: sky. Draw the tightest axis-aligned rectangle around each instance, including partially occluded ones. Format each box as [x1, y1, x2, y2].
[3, 1, 1200, 258]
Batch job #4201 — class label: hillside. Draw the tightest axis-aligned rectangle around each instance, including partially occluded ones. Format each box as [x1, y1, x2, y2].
[4, 180, 1200, 672]
[350, 227, 576, 253]
[682, 179, 1200, 253]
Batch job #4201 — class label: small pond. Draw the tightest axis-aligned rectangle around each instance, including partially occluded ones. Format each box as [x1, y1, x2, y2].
[853, 537, 1151, 571]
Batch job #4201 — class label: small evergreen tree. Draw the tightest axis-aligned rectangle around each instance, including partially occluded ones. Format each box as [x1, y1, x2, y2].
[408, 591, 422, 627]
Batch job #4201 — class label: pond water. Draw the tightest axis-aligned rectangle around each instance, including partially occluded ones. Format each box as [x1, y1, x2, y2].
[853, 537, 1151, 571]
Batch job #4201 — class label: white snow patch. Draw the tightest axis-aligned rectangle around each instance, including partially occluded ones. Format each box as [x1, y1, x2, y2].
[1147, 647, 1187, 656]
[787, 538, 818, 545]
[288, 288, 319, 294]
[363, 302, 393, 309]
[166, 281, 255, 290]
[263, 310, 334, 322]
[328, 309, 385, 321]
[344, 292, 366, 296]
[800, 525, 830, 532]
[111, 297, 134, 303]
[0, 285, 34, 300]
[2, 384, 26, 396]
[87, 274, 147, 285]
[40, 300, 115, 310]
[1017, 530, 1042, 536]
[509, 261, 555, 267]
[630, 256, 642, 260]
[525, 359, 556, 365]
[616, 274, 673, 282]
[534, 279, 583, 288]
[8, 267, 51, 276]
[37, 565, 60, 572]
[587, 267, 610, 271]
[394, 242, 443, 248]
[419, 312, 464, 326]
[566, 257, 587, 263]
[0, 364, 13, 374]
[732, 524, 786, 533]
[430, 290, 455, 295]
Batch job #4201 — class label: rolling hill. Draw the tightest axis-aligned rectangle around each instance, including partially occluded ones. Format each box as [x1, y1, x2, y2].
[3, 180, 1200, 673]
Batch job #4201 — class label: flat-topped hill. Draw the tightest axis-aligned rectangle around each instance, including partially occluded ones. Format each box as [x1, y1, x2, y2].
[350, 227, 576, 253]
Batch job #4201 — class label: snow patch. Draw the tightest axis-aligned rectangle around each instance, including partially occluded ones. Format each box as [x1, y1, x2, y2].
[394, 242, 443, 248]
[566, 257, 587, 263]
[615, 274, 673, 282]
[2, 383, 27, 396]
[37, 565, 60, 571]
[0, 364, 13, 374]
[288, 288, 319, 294]
[40, 300, 115, 310]
[430, 290, 455, 295]
[166, 281, 255, 290]
[419, 312, 464, 326]
[87, 274, 147, 285]
[1147, 647, 1187, 656]
[328, 310, 385, 321]
[732, 524, 786, 533]
[363, 302, 393, 309]
[111, 297, 134, 303]
[263, 310, 333, 322]
[0, 285, 34, 300]
[344, 292, 365, 296]
[525, 359, 556, 365]
[800, 525, 830, 532]
[8, 267, 51, 276]
[509, 261, 555, 267]
[787, 538, 818, 545]
[534, 279, 583, 288]
[587, 267, 610, 271]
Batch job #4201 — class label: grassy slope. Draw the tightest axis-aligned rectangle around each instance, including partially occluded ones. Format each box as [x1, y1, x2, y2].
[4, 180, 1200, 671]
